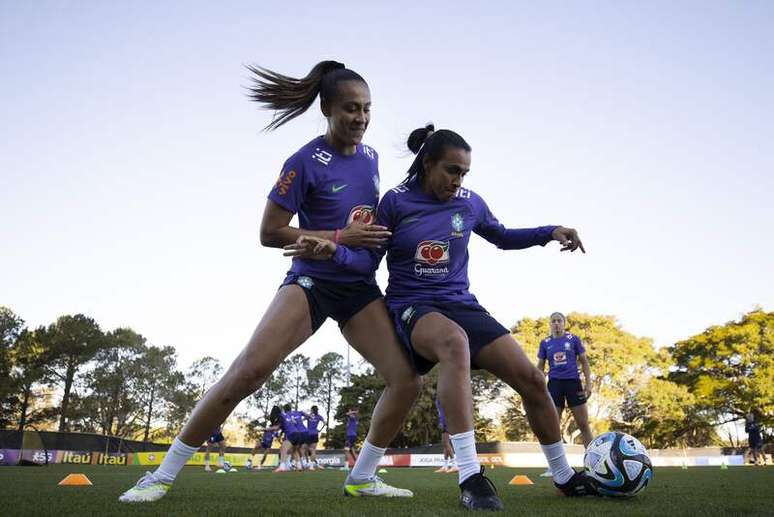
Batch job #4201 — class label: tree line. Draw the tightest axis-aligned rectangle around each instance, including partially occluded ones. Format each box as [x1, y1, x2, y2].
[1, 306, 771, 449]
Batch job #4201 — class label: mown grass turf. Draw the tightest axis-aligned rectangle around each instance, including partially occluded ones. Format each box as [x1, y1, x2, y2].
[1, 465, 772, 516]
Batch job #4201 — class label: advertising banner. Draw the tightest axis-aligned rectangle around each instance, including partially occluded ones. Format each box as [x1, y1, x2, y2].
[0, 449, 20, 465]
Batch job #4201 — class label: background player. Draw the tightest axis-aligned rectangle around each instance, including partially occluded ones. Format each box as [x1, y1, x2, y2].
[204, 426, 226, 472]
[434, 397, 457, 473]
[247, 410, 281, 470]
[344, 409, 359, 468]
[537, 312, 594, 447]
[304, 405, 326, 469]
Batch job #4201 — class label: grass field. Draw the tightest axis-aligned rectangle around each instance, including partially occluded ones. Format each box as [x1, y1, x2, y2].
[1, 465, 773, 516]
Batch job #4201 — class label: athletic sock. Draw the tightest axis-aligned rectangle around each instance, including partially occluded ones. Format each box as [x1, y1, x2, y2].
[450, 430, 479, 484]
[217, 454, 224, 468]
[348, 440, 386, 482]
[155, 437, 199, 483]
[541, 441, 574, 484]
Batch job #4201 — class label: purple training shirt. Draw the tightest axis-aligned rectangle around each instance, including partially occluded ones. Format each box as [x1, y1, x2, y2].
[268, 135, 380, 283]
[538, 332, 586, 380]
[331, 178, 556, 309]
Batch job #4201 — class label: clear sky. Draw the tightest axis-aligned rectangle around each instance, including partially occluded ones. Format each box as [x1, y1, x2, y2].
[2, 1, 772, 372]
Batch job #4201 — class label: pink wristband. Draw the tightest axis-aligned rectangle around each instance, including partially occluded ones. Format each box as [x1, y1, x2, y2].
[334, 229, 342, 244]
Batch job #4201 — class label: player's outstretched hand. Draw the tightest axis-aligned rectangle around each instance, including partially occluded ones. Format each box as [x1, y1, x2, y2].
[551, 226, 586, 253]
[340, 221, 391, 249]
[283, 235, 336, 260]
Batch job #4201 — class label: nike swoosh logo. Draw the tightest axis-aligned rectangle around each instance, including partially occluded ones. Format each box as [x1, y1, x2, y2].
[331, 184, 348, 193]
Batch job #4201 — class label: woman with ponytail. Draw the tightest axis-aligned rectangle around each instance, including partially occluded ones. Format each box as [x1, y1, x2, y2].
[119, 62, 420, 503]
[295, 124, 599, 510]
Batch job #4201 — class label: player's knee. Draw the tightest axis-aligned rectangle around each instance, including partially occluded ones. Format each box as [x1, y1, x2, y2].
[522, 367, 548, 402]
[228, 363, 270, 398]
[435, 332, 469, 366]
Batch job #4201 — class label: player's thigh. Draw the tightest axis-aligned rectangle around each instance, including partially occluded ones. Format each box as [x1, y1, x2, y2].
[474, 334, 544, 393]
[341, 298, 416, 381]
[569, 401, 590, 424]
[410, 312, 468, 364]
[234, 285, 314, 373]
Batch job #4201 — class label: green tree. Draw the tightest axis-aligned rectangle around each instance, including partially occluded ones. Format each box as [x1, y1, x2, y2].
[306, 352, 345, 435]
[75, 328, 145, 436]
[187, 356, 223, 400]
[163, 356, 223, 435]
[329, 369, 385, 448]
[9, 328, 50, 431]
[40, 314, 104, 432]
[0, 306, 26, 427]
[615, 378, 713, 448]
[501, 396, 534, 441]
[669, 308, 774, 429]
[286, 353, 310, 410]
[136, 345, 181, 442]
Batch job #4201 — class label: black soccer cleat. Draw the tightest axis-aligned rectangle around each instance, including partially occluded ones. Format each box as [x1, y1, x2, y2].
[459, 466, 504, 511]
[554, 470, 600, 497]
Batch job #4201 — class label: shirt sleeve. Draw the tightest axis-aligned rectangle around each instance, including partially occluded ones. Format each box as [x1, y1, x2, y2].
[472, 192, 557, 249]
[574, 335, 586, 355]
[538, 341, 547, 360]
[267, 153, 311, 214]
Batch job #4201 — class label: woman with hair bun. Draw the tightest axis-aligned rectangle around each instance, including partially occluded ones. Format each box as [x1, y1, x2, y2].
[297, 124, 598, 510]
[119, 61, 419, 503]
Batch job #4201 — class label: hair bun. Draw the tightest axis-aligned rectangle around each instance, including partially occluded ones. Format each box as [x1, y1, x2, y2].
[320, 60, 346, 74]
[407, 123, 435, 155]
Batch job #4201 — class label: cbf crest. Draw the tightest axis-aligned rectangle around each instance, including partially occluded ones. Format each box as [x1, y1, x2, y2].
[451, 212, 464, 237]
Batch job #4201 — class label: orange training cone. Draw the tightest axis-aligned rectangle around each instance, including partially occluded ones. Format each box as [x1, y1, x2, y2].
[58, 473, 93, 486]
[509, 475, 534, 485]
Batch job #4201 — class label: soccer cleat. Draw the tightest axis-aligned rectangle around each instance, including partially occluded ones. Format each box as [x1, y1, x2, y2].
[447, 465, 459, 473]
[540, 468, 553, 478]
[344, 476, 414, 497]
[459, 467, 504, 511]
[118, 471, 171, 503]
[555, 470, 600, 497]
[204, 465, 212, 472]
[435, 467, 448, 473]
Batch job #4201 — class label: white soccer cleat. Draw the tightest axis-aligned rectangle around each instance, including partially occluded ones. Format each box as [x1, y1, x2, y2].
[435, 467, 448, 473]
[118, 471, 171, 503]
[204, 465, 212, 472]
[540, 468, 553, 478]
[344, 476, 414, 498]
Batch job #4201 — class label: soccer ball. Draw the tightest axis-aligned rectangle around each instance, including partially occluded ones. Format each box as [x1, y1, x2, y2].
[222, 460, 237, 472]
[584, 431, 653, 497]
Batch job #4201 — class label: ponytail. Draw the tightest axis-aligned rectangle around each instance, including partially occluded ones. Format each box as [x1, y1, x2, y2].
[246, 60, 366, 131]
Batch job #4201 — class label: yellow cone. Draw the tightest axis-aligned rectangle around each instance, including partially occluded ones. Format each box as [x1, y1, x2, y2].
[509, 475, 533, 485]
[58, 473, 92, 486]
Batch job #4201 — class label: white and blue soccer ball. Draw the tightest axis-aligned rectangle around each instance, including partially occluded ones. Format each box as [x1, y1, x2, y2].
[222, 460, 237, 473]
[584, 431, 653, 497]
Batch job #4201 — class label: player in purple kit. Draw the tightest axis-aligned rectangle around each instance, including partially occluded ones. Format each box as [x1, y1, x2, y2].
[118, 60, 417, 503]
[344, 409, 360, 468]
[537, 312, 594, 447]
[292, 124, 599, 510]
[204, 426, 226, 472]
[434, 397, 457, 473]
[276, 404, 308, 472]
[247, 418, 280, 470]
[303, 406, 326, 469]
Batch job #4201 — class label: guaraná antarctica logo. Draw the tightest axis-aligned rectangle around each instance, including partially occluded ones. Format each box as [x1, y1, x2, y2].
[414, 240, 450, 277]
[347, 205, 375, 225]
